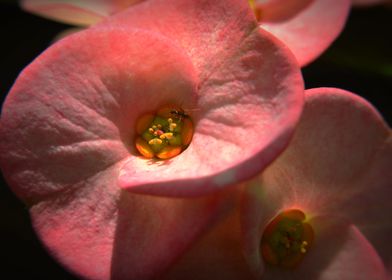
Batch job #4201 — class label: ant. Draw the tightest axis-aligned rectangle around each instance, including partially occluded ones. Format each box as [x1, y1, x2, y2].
[170, 107, 190, 121]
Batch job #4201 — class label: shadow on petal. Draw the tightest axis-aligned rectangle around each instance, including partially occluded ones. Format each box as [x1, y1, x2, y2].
[110, 189, 234, 279]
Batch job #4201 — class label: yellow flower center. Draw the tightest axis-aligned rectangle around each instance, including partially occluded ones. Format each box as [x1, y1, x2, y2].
[260, 209, 314, 269]
[248, 0, 263, 21]
[135, 105, 194, 160]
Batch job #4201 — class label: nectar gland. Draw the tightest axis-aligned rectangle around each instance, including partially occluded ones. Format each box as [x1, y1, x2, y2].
[135, 106, 194, 160]
[260, 209, 314, 269]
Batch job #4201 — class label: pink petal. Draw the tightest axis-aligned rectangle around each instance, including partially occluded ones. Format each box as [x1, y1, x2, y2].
[0, 27, 199, 201]
[241, 87, 392, 276]
[162, 195, 254, 280]
[20, 0, 109, 25]
[30, 163, 230, 279]
[1, 28, 230, 279]
[102, 0, 304, 197]
[31, 160, 230, 279]
[20, 0, 144, 26]
[259, 0, 351, 66]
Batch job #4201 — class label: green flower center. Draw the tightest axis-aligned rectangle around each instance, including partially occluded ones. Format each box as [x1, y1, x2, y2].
[135, 106, 194, 159]
[261, 209, 314, 269]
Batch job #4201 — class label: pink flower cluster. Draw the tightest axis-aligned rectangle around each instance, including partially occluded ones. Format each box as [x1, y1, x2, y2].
[1, 0, 391, 279]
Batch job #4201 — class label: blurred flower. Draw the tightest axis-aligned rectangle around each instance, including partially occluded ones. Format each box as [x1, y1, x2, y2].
[240, 88, 391, 279]
[1, 0, 303, 279]
[20, 0, 144, 26]
[164, 88, 391, 280]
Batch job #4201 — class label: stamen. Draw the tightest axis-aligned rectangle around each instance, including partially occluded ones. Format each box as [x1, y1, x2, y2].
[134, 106, 194, 160]
[260, 209, 314, 269]
[160, 132, 173, 140]
[169, 122, 177, 132]
[148, 138, 163, 145]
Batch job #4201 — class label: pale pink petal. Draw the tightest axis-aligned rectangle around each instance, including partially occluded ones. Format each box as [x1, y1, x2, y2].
[162, 195, 254, 280]
[256, 0, 313, 19]
[51, 27, 84, 42]
[20, 0, 144, 25]
[259, 0, 351, 66]
[31, 163, 230, 279]
[241, 87, 392, 276]
[339, 135, 392, 271]
[0, 27, 229, 279]
[20, 0, 110, 25]
[103, 0, 304, 197]
[0, 27, 199, 201]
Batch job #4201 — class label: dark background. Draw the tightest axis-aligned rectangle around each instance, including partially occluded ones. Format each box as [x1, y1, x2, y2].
[1, 1, 391, 279]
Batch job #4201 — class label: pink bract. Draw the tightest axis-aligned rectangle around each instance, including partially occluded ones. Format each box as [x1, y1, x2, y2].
[20, 0, 144, 26]
[21, 0, 351, 66]
[161, 88, 392, 279]
[240, 88, 392, 279]
[255, 0, 351, 66]
[0, 0, 303, 279]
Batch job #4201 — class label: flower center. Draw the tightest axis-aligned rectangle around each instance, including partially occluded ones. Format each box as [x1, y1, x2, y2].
[260, 209, 314, 269]
[248, 0, 263, 21]
[135, 105, 194, 159]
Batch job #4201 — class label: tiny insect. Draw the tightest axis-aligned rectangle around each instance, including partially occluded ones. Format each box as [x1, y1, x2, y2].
[170, 108, 190, 121]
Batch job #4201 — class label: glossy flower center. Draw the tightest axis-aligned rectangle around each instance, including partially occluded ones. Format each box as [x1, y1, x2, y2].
[260, 209, 314, 269]
[135, 106, 194, 159]
[248, 0, 263, 21]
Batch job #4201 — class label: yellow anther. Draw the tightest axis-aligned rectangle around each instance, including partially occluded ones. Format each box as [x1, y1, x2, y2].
[300, 241, 308, 253]
[148, 138, 163, 145]
[135, 105, 194, 160]
[160, 132, 173, 140]
[169, 122, 177, 132]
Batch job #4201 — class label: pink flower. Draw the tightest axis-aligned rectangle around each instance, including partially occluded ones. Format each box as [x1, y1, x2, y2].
[241, 88, 391, 279]
[21, 0, 351, 66]
[0, 0, 303, 279]
[178, 88, 390, 279]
